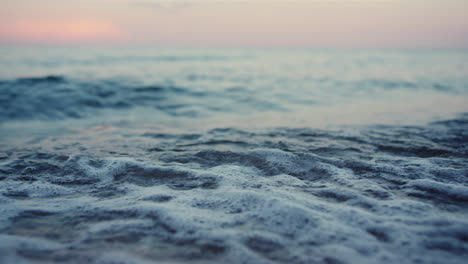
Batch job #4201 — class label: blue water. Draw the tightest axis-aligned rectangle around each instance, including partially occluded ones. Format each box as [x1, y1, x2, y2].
[0, 47, 468, 263]
[1, 48, 468, 129]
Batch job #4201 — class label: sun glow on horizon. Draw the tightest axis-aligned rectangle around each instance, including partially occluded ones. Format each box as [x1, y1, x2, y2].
[0, 20, 125, 44]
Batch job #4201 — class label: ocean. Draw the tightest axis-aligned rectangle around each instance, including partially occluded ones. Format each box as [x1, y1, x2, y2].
[0, 47, 468, 263]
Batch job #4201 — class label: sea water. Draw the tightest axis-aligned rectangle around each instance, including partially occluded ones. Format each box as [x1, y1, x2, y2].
[0, 47, 467, 263]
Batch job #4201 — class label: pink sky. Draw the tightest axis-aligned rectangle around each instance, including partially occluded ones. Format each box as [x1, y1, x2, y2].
[1, 0, 467, 48]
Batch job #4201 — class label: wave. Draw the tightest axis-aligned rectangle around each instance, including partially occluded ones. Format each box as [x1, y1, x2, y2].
[1, 74, 465, 123]
[0, 115, 467, 263]
[0, 75, 283, 121]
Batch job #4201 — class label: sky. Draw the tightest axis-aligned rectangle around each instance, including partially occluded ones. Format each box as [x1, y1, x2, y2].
[1, 0, 467, 48]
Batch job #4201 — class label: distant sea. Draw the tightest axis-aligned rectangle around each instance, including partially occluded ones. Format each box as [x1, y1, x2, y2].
[1, 47, 467, 263]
